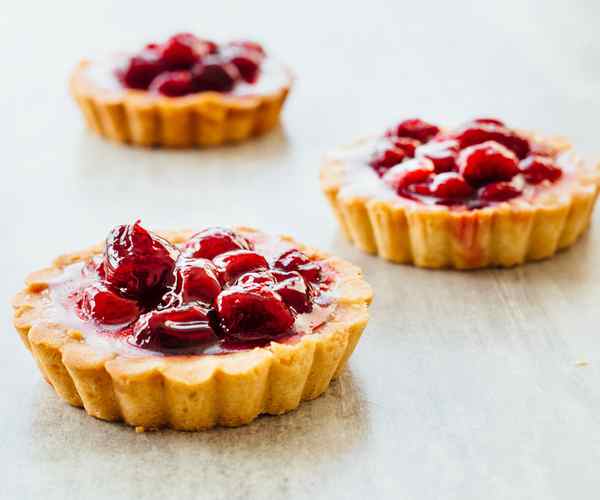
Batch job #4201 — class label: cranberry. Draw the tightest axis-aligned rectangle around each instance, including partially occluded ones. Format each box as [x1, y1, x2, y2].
[387, 119, 440, 143]
[416, 139, 459, 173]
[391, 137, 420, 158]
[183, 227, 251, 260]
[160, 257, 221, 308]
[229, 51, 262, 83]
[472, 118, 505, 127]
[382, 158, 434, 192]
[103, 221, 178, 300]
[429, 172, 474, 200]
[228, 40, 265, 56]
[159, 33, 202, 69]
[78, 283, 141, 325]
[132, 304, 215, 349]
[236, 270, 277, 288]
[520, 155, 563, 184]
[479, 182, 522, 202]
[215, 285, 294, 341]
[454, 123, 530, 159]
[192, 59, 239, 92]
[370, 145, 406, 176]
[119, 51, 164, 90]
[274, 249, 321, 283]
[457, 141, 519, 186]
[149, 71, 194, 97]
[213, 250, 269, 284]
[271, 270, 313, 314]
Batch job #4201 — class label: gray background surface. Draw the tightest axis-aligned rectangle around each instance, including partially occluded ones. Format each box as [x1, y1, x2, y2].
[2, 1, 600, 499]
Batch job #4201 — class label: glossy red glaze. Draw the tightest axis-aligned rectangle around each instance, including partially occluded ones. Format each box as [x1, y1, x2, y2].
[213, 250, 269, 285]
[274, 249, 322, 284]
[103, 221, 178, 300]
[479, 182, 522, 202]
[387, 118, 440, 143]
[214, 285, 294, 341]
[132, 304, 216, 349]
[183, 227, 252, 260]
[457, 141, 520, 186]
[78, 283, 141, 325]
[520, 155, 563, 184]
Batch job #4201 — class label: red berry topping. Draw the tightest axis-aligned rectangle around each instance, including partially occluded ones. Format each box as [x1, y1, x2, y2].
[159, 33, 202, 69]
[274, 249, 321, 283]
[119, 51, 164, 90]
[457, 141, 519, 186]
[478, 182, 522, 202]
[229, 51, 262, 83]
[387, 119, 440, 143]
[161, 257, 222, 308]
[236, 270, 277, 288]
[215, 285, 294, 341]
[213, 250, 269, 285]
[370, 146, 406, 176]
[228, 40, 265, 56]
[149, 71, 194, 97]
[132, 304, 215, 349]
[383, 158, 434, 192]
[429, 172, 474, 200]
[472, 118, 505, 127]
[520, 155, 563, 185]
[271, 270, 313, 314]
[103, 221, 178, 300]
[391, 137, 420, 158]
[455, 123, 530, 159]
[192, 59, 239, 92]
[78, 283, 141, 325]
[416, 139, 459, 173]
[183, 227, 251, 260]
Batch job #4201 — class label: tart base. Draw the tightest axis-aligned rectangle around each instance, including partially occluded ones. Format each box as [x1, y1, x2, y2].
[70, 62, 291, 148]
[321, 157, 600, 269]
[12, 230, 372, 430]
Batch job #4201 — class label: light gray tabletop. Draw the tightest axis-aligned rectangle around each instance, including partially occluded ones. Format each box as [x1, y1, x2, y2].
[3, 1, 600, 499]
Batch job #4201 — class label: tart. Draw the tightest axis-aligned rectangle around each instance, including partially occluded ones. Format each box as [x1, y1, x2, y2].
[12, 223, 371, 430]
[70, 33, 292, 147]
[321, 117, 600, 269]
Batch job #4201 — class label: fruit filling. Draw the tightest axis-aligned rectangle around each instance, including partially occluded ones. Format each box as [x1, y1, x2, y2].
[365, 118, 567, 209]
[116, 33, 268, 97]
[50, 223, 336, 355]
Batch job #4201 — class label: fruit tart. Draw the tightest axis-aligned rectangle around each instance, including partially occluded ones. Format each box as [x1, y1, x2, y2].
[70, 33, 292, 147]
[12, 222, 371, 430]
[321, 118, 600, 269]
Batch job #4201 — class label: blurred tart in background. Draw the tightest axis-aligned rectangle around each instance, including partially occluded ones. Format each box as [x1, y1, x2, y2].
[70, 33, 292, 147]
[321, 117, 600, 269]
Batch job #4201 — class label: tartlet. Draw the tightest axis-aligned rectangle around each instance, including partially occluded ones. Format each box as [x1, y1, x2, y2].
[70, 33, 292, 147]
[12, 223, 371, 430]
[321, 118, 600, 269]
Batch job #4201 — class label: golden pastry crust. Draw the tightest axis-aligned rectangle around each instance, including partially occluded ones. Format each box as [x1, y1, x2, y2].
[12, 229, 372, 430]
[321, 137, 600, 269]
[70, 61, 291, 148]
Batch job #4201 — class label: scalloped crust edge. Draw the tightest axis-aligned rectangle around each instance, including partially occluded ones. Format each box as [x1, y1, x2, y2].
[321, 157, 600, 269]
[70, 61, 291, 148]
[12, 229, 372, 430]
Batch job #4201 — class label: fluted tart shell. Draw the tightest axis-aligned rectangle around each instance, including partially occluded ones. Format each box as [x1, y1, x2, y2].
[70, 61, 291, 148]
